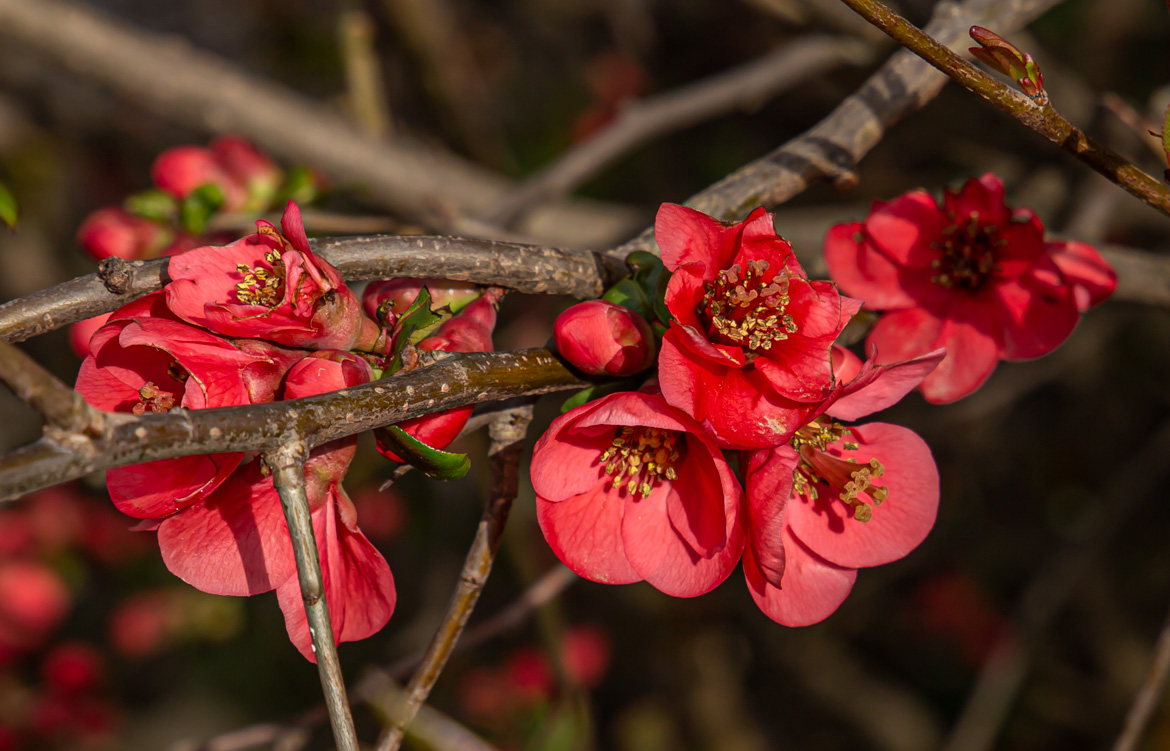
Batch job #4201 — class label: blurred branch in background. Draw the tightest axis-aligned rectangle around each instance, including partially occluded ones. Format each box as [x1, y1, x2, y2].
[1110, 599, 1170, 751]
[481, 34, 875, 228]
[337, 0, 394, 139]
[0, 0, 639, 249]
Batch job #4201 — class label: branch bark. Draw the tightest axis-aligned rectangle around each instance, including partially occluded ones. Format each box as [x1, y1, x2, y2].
[609, 0, 1066, 257]
[0, 235, 626, 343]
[375, 408, 531, 751]
[266, 442, 359, 751]
[0, 349, 584, 503]
[835, 0, 1170, 218]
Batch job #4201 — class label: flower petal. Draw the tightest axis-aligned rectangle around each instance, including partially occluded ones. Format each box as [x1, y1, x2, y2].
[107, 454, 244, 519]
[993, 258, 1079, 361]
[824, 223, 921, 310]
[156, 465, 296, 596]
[743, 527, 856, 627]
[918, 296, 1001, 403]
[1046, 240, 1116, 311]
[828, 348, 945, 421]
[864, 192, 947, 268]
[744, 446, 800, 588]
[536, 485, 641, 586]
[655, 203, 733, 275]
[787, 422, 938, 568]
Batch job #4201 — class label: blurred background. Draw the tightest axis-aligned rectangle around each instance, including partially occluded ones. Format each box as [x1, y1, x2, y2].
[0, 0, 1168, 749]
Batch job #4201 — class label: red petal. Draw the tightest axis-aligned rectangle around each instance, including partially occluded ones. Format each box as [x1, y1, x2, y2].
[787, 422, 938, 568]
[865, 306, 946, 366]
[917, 297, 1001, 403]
[992, 211, 1046, 278]
[107, 454, 244, 519]
[743, 527, 856, 627]
[865, 192, 947, 268]
[663, 435, 732, 557]
[155, 465, 296, 596]
[655, 203, 729, 276]
[1046, 240, 1116, 312]
[993, 259, 1079, 361]
[744, 446, 799, 588]
[944, 173, 1008, 227]
[536, 486, 641, 585]
[828, 348, 945, 421]
[279, 201, 311, 254]
[824, 223, 920, 310]
[276, 488, 396, 662]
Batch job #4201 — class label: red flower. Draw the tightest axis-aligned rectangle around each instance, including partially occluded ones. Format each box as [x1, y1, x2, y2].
[742, 347, 942, 626]
[166, 201, 382, 351]
[76, 207, 172, 262]
[152, 145, 247, 211]
[824, 173, 1114, 403]
[656, 204, 861, 448]
[553, 300, 656, 376]
[75, 292, 303, 519]
[532, 391, 744, 597]
[209, 135, 283, 212]
[152, 351, 395, 661]
[375, 288, 502, 462]
[361, 277, 481, 323]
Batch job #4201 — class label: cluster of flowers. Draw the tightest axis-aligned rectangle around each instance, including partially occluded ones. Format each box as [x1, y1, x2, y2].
[536, 174, 1114, 625]
[74, 202, 501, 660]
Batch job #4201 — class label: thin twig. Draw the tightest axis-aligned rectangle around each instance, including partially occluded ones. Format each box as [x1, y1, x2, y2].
[265, 442, 359, 751]
[375, 407, 533, 751]
[0, 235, 627, 343]
[338, 0, 393, 138]
[941, 418, 1170, 751]
[0, 349, 584, 502]
[483, 35, 874, 227]
[1109, 599, 1170, 751]
[0, 339, 103, 434]
[364, 673, 501, 751]
[608, 0, 1069, 257]
[835, 0, 1170, 218]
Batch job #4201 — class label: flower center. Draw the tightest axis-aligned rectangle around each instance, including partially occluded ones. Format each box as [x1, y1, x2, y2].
[930, 213, 1006, 289]
[790, 419, 887, 523]
[132, 381, 177, 415]
[235, 246, 286, 307]
[700, 260, 797, 351]
[598, 426, 684, 499]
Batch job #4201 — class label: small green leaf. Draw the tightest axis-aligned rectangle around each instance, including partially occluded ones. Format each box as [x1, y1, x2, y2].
[125, 189, 178, 222]
[560, 386, 597, 413]
[0, 181, 18, 229]
[179, 183, 225, 234]
[652, 266, 673, 325]
[601, 278, 652, 321]
[275, 166, 320, 206]
[384, 287, 451, 373]
[379, 425, 470, 480]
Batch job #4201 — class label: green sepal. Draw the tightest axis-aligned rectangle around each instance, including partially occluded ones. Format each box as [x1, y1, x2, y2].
[125, 189, 178, 222]
[179, 183, 225, 235]
[0, 181, 17, 229]
[275, 166, 320, 206]
[560, 386, 597, 413]
[601, 278, 652, 321]
[383, 287, 451, 374]
[380, 425, 470, 480]
[559, 377, 641, 413]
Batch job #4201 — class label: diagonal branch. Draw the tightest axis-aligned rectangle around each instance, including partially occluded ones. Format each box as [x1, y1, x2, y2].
[835, 0, 1170, 218]
[1109, 598, 1170, 751]
[483, 35, 874, 227]
[265, 442, 359, 751]
[375, 407, 532, 751]
[0, 235, 626, 343]
[0, 349, 585, 503]
[0, 339, 103, 434]
[610, 0, 1067, 257]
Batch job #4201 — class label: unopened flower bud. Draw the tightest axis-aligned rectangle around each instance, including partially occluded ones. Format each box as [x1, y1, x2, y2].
[361, 278, 481, 323]
[210, 136, 283, 212]
[151, 145, 247, 211]
[76, 207, 173, 261]
[554, 300, 656, 376]
[969, 26, 1045, 103]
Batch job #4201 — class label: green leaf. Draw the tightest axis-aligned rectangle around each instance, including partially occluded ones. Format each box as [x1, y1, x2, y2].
[560, 386, 596, 413]
[125, 189, 178, 222]
[383, 287, 451, 374]
[379, 425, 470, 480]
[179, 183, 225, 235]
[652, 266, 673, 325]
[601, 278, 652, 321]
[0, 181, 18, 229]
[275, 166, 320, 206]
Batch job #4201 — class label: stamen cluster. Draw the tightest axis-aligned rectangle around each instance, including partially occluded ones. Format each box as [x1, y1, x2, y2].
[599, 426, 681, 498]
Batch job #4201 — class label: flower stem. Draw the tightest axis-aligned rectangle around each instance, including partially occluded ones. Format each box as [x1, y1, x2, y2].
[266, 441, 359, 751]
[375, 407, 532, 751]
[834, 0, 1170, 219]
